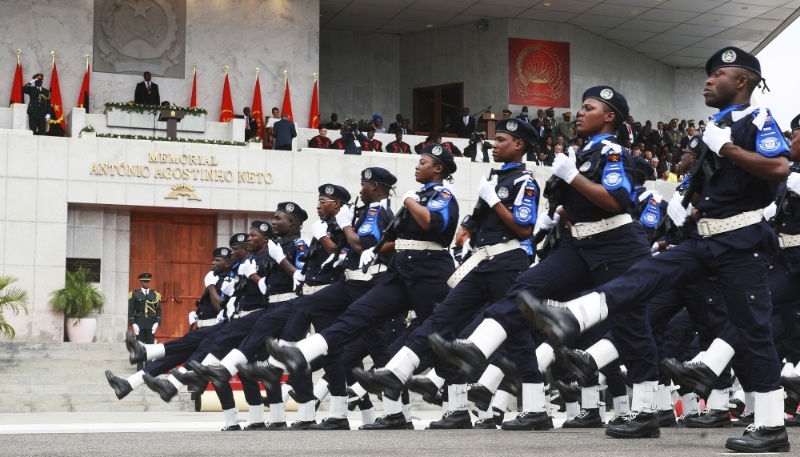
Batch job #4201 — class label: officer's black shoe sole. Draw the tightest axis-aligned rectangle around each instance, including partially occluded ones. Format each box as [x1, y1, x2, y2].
[684, 410, 732, 428]
[265, 339, 310, 377]
[492, 406, 505, 427]
[605, 413, 660, 439]
[125, 331, 147, 365]
[170, 368, 206, 393]
[734, 412, 754, 427]
[221, 424, 242, 431]
[187, 361, 230, 390]
[781, 376, 800, 413]
[142, 373, 178, 403]
[242, 422, 267, 431]
[517, 290, 580, 347]
[562, 409, 603, 428]
[659, 358, 714, 399]
[309, 418, 350, 430]
[351, 367, 404, 401]
[725, 426, 790, 453]
[236, 362, 283, 394]
[467, 385, 494, 412]
[657, 410, 678, 428]
[495, 357, 522, 397]
[406, 376, 443, 406]
[553, 380, 581, 404]
[784, 414, 800, 427]
[428, 410, 474, 429]
[360, 412, 408, 430]
[288, 420, 316, 430]
[427, 333, 487, 382]
[556, 348, 599, 387]
[729, 397, 745, 418]
[501, 412, 554, 431]
[105, 370, 133, 400]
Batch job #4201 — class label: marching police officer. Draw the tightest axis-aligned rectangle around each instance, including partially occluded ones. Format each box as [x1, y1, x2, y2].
[128, 273, 162, 370]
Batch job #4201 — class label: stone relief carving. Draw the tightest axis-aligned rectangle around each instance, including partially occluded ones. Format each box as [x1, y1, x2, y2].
[93, 0, 186, 78]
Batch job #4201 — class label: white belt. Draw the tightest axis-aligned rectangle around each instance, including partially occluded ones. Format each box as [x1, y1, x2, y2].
[268, 292, 298, 303]
[195, 318, 218, 329]
[570, 214, 633, 240]
[778, 233, 800, 249]
[344, 264, 387, 281]
[233, 309, 257, 319]
[697, 209, 764, 238]
[302, 284, 330, 295]
[395, 239, 445, 251]
[447, 239, 522, 288]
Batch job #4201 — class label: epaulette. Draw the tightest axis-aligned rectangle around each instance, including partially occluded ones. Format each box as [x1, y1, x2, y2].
[155, 291, 162, 301]
[128, 291, 133, 299]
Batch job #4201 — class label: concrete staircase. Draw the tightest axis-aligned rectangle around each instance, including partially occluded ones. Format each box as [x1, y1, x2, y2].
[0, 342, 194, 413]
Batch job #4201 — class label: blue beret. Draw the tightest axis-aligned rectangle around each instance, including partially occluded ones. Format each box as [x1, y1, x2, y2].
[421, 143, 457, 175]
[705, 46, 761, 78]
[250, 220, 273, 237]
[318, 184, 351, 203]
[583, 86, 629, 122]
[361, 167, 397, 187]
[496, 118, 539, 147]
[277, 202, 308, 222]
[213, 247, 233, 259]
[229, 232, 249, 246]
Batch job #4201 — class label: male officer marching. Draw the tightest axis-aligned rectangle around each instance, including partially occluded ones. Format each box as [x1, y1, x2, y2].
[128, 273, 162, 370]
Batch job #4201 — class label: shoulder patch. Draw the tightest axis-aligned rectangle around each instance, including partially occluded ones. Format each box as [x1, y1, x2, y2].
[128, 291, 133, 299]
[155, 292, 162, 301]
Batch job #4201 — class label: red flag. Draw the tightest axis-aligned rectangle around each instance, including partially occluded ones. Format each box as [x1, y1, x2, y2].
[49, 58, 66, 134]
[251, 74, 264, 138]
[281, 77, 293, 122]
[308, 80, 319, 129]
[219, 73, 234, 122]
[190, 66, 197, 108]
[77, 59, 90, 112]
[9, 55, 23, 107]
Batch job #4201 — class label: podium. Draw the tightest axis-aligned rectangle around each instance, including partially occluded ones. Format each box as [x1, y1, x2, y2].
[159, 109, 185, 139]
[482, 112, 498, 139]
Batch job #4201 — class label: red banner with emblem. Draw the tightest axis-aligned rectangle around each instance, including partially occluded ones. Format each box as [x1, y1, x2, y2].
[508, 38, 570, 108]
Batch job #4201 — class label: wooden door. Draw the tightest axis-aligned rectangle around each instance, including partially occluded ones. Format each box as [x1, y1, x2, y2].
[412, 82, 463, 135]
[130, 213, 216, 343]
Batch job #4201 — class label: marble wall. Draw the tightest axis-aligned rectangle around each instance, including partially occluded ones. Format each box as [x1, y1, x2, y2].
[674, 68, 715, 122]
[0, 0, 319, 125]
[319, 28, 400, 125]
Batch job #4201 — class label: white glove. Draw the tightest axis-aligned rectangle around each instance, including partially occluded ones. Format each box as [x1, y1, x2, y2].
[188, 311, 197, 326]
[29, 79, 37, 85]
[402, 190, 420, 203]
[763, 202, 777, 221]
[359, 247, 376, 268]
[225, 298, 236, 319]
[239, 258, 257, 278]
[552, 152, 579, 184]
[651, 242, 660, 254]
[702, 122, 732, 156]
[461, 239, 473, 258]
[787, 172, 800, 194]
[667, 191, 691, 227]
[216, 309, 225, 323]
[311, 220, 329, 241]
[45, 114, 51, 121]
[321, 252, 346, 270]
[258, 277, 268, 295]
[220, 277, 235, 296]
[267, 239, 286, 263]
[477, 176, 501, 207]
[152, 323, 158, 333]
[533, 211, 560, 236]
[293, 270, 305, 290]
[132, 323, 140, 335]
[335, 204, 354, 229]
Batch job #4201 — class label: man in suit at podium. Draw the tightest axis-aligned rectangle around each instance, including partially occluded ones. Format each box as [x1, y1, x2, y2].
[457, 107, 475, 138]
[134, 72, 160, 106]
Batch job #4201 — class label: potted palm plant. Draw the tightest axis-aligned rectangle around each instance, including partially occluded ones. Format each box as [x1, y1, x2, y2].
[0, 276, 29, 339]
[48, 268, 105, 342]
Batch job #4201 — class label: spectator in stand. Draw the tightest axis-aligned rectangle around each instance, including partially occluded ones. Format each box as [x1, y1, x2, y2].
[441, 116, 455, 134]
[680, 126, 697, 151]
[372, 114, 387, 133]
[669, 163, 681, 182]
[516, 106, 531, 123]
[555, 111, 577, 146]
[308, 126, 332, 149]
[134, 71, 160, 105]
[537, 150, 552, 166]
[665, 118, 683, 156]
[437, 134, 462, 157]
[502, 109, 512, 119]
[456, 107, 475, 138]
[661, 152, 675, 174]
[555, 135, 566, 152]
[366, 127, 383, 152]
[385, 131, 411, 153]
[542, 136, 555, 163]
[526, 143, 541, 162]
[243, 107, 258, 141]
[272, 113, 296, 151]
[697, 119, 706, 133]
[650, 157, 661, 176]
[553, 144, 564, 155]
[573, 137, 584, 150]
[639, 123, 652, 151]
[388, 114, 403, 134]
[414, 134, 438, 154]
[660, 144, 671, 161]
[340, 120, 369, 155]
[533, 108, 546, 136]
[324, 113, 343, 130]
[643, 150, 653, 161]
[631, 145, 642, 157]
[659, 169, 671, 182]
[399, 119, 413, 135]
[617, 115, 635, 147]
[650, 121, 668, 153]
[464, 131, 491, 162]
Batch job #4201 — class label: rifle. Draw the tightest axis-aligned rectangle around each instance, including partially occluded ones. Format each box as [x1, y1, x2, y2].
[771, 185, 797, 230]
[319, 197, 359, 274]
[462, 167, 525, 258]
[680, 116, 736, 208]
[361, 207, 408, 273]
[531, 174, 566, 260]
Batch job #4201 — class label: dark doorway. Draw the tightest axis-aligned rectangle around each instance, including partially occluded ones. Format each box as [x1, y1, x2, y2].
[413, 83, 463, 136]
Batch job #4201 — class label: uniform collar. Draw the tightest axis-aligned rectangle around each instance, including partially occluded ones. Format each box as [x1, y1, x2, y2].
[585, 133, 614, 149]
[423, 182, 442, 190]
[501, 162, 524, 170]
[712, 104, 749, 123]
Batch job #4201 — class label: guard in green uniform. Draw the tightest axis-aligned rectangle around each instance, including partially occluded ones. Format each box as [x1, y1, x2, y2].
[21, 73, 51, 135]
[128, 273, 162, 370]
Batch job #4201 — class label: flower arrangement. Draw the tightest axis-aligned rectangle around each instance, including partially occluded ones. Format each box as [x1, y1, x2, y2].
[96, 133, 247, 146]
[81, 125, 95, 132]
[104, 102, 208, 117]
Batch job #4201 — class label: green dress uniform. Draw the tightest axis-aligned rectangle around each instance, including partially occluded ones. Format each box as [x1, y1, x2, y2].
[128, 286, 162, 369]
[22, 81, 51, 135]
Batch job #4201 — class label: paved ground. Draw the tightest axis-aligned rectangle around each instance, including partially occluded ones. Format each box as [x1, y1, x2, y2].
[0, 411, 796, 456]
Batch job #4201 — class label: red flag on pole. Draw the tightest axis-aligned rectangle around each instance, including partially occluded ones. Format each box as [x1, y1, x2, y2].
[49, 54, 66, 134]
[9, 50, 23, 107]
[308, 76, 319, 129]
[251, 72, 264, 138]
[77, 55, 90, 112]
[281, 74, 293, 122]
[190, 65, 197, 108]
[219, 69, 234, 122]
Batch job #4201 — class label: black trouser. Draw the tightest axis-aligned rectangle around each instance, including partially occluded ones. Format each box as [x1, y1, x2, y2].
[28, 113, 46, 134]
